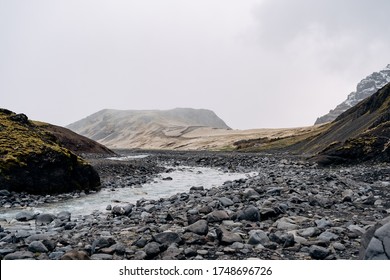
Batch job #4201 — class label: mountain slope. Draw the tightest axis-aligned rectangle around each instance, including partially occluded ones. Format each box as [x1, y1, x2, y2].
[296, 82, 390, 164]
[0, 109, 101, 194]
[315, 64, 390, 124]
[67, 108, 231, 149]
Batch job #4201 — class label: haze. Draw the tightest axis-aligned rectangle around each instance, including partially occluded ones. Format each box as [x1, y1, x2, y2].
[1, 0, 390, 129]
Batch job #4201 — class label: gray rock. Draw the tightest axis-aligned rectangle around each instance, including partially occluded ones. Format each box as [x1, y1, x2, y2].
[207, 210, 230, 223]
[186, 219, 208, 235]
[28, 241, 49, 253]
[332, 242, 346, 251]
[363, 222, 390, 260]
[309, 245, 330, 259]
[274, 217, 298, 230]
[4, 251, 34, 260]
[298, 227, 320, 238]
[15, 211, 36, 221]
[318, 231, 339, 242]
[144, 242, 161, 257]
[237, 206, 260, 222]
[25, 234, 51, 244]
[153, 232, 182, 246]
[91, 253, 113, 260]
[342, 189, 354, 202]
[0, 190, 11, 196]
[315, 219, 333, 229]
[218, 197, 234, 207]
[112, 205, 126, 216]
[247, 230, 269, 245]
[347, 224, 365, 236]
[35, 213, 56, 225]
[49, 251, 65, 260]
[92, 237, 116, 253]
[57, 211, 71, 221]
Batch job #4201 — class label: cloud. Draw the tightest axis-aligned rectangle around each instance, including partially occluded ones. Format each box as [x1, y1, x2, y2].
[253, 0, 390, 74]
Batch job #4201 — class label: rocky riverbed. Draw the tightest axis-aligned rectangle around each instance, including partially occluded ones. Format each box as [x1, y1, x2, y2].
[0, 151, 389, 260]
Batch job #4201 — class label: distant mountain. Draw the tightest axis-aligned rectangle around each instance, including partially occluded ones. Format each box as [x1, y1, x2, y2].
[315, 64, 390, 124]
[67, 108, 231, 149]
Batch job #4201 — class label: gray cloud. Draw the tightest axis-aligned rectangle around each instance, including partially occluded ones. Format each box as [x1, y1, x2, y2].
[1, 0, 390, 129]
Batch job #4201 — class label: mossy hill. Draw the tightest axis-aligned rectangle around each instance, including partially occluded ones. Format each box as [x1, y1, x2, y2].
[0, 109, 101, 194]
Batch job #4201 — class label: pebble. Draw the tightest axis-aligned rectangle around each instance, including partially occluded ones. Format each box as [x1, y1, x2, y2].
[1, 151, 389, 260]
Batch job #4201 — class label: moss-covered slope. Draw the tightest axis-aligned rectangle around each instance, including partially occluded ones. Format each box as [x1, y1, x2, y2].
[0, 109, 100, 194]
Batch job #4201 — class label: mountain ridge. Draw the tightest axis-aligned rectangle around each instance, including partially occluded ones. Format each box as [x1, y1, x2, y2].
[315, 64, 390, 124]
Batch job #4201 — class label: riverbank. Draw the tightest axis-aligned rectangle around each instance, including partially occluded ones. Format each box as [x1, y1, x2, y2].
[0, 150, 389, 260]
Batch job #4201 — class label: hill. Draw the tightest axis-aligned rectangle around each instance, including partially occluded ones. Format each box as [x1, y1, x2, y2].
[0, 109, 101, 194]
[67, 108, 231, 149]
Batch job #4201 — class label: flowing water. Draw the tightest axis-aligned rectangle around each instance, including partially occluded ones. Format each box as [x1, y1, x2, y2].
[0, 163, 256, 221]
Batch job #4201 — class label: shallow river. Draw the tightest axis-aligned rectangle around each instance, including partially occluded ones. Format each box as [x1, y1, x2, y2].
[0, 162, 255, 221]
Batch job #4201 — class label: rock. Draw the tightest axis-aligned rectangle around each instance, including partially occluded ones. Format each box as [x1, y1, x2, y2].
[315, 219, 333, 229]
[186, 219, 208, 235]
[153, 232, 182, 246]
[347, 224, 365, 236]
[236, 206, 260, 222]
[106, 204, 112, 210]
[112, 205, 126, 216]
[91, 253, 113, 260]
[218, 197, 234, 207]
[333, 242, 346, 251]
[247, 230, 270, 245]
[35, 213, 56, 225]
[4, 251, 35, 260]
[207, 210, 230, 223]
[342, 189, 354, 202]
[91, 237, 116, 253]
[243, 188, 260, 199]
[144, 242, 161, 258]
[60, 250, 90, 260]
[28, 241, 49, 253]
[274, 217, 298, 230]
[259, 207, 280, 220]
[298, 227, 320, 238]
[0, 189, 10, 196]
[25, 234, 51, 244]
[318, 231, 339, 242]
[309, 245, 330, 259]
[217, 226, 242, 244]
[57, 211, 71, 221]
[15, 211, 36, 221]
[362, 222, 390, 260]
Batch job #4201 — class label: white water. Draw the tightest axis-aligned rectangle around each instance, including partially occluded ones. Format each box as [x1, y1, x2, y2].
[0, 165, 255, 221]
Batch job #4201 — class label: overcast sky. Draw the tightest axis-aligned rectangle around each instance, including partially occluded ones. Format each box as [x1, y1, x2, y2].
[1, 0, 390, 129]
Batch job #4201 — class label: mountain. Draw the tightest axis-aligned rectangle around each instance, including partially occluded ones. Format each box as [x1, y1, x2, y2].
[67, 108, 231, 149]
[295, 82, 390, 164]
[0, 109, 101, 194]
[315, 64, 390, 124]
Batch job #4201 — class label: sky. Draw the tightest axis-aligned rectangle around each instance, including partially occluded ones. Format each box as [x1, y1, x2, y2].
[1, 0, 390, 129]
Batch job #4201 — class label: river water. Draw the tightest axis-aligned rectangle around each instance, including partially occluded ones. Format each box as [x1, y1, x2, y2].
[0, 161, 256, 221]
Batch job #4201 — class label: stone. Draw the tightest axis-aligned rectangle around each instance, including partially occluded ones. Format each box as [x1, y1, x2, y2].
[60, 250, 90, 260]
[57, 211, 71, 221]
[91, 237, 116, 253]
[342, 189, 354, 202]
[207, 210, 230, 223]
[0, 190, 11, 196]
[363, 222, 390, 260]
[218, 197, 234, 207]
[315, 219, 333, 229]
[237, 206, 260, 222]
[247, 230, 270, 245]
[347, 224, 365, 236]
[274, 217, 298, 230]
[309, 245, 330, 259]
[298, 227, 320, 238]
[4, 251, 34, 260]
[259, 207, 280, 220]
[144, 242, 161, 257]
[186, 219, 208, 235]
[15, 211, 36, 221]
[91, 253, 113, 260]
[217, 226, 242, 244]
[35, 213, 56, 225]
[112, 205, 126, 216]
[153, 232, 182, 246]
[318, 231, 339, 242]
[28, 241, 49, 253]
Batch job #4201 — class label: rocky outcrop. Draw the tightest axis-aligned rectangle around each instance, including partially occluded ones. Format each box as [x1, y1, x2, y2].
[0, 109, 101, 194]
[315, 64, 390, 124]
